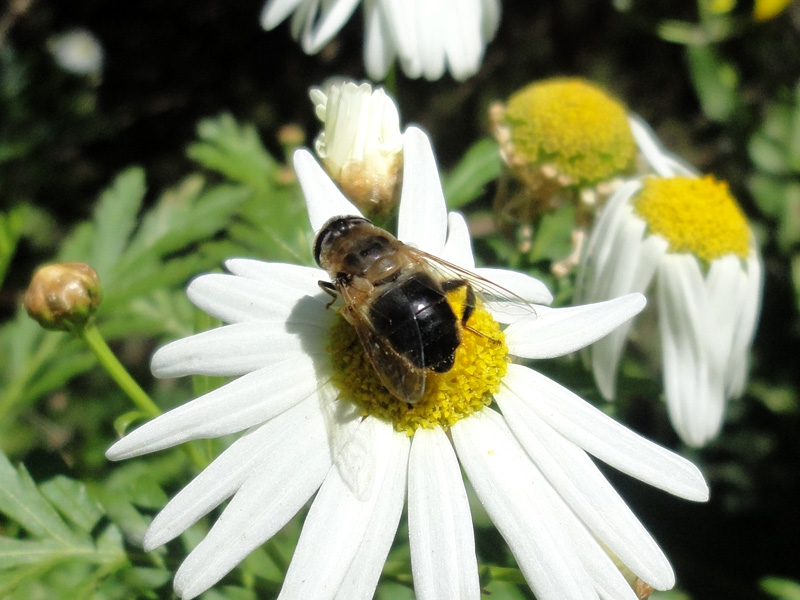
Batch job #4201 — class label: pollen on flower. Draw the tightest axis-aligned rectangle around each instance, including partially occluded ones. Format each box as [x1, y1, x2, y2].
[328, 291, 507, 435]
[504, 78, 637, 187]
[633, 175, 750, 263]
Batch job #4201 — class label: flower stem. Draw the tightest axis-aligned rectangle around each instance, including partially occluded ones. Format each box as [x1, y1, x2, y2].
[77, 322, 161, 418]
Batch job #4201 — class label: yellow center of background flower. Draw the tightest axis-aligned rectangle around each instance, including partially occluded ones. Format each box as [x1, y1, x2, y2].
[504, 77, 637, 186]
[328, 291, 507, 435]
[754, 0, 793, 21]
[633, 175, 750, 263]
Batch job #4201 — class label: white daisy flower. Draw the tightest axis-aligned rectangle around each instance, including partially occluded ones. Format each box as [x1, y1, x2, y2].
[48, 28, 104, 76]
[310, 79, 402, 217]
[576, 118, 763, 447]
[107, 125, 708, 600]
[260, 0, 501, 81]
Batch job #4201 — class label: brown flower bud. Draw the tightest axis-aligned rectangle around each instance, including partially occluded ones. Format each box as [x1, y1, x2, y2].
[24, 262, 102, 331]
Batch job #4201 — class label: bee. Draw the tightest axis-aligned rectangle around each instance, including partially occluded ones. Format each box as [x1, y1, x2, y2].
[314, 215, 531, 404]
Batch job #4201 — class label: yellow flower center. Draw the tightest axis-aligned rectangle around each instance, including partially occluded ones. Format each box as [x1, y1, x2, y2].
[633, 175, 750, 262]
[754, 0, 793, 20]
[504, 78, 637, 186]
[328, 290, 507, 435]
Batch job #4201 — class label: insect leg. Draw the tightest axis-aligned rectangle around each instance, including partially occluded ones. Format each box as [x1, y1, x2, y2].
[318, 280, 339, 309]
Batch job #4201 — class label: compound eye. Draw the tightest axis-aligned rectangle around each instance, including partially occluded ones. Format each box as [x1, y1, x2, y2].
[313, 216, 372, 266]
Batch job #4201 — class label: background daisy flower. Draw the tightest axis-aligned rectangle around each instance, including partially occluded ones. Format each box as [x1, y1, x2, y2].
[576, 118, 763, 447]
[107, 126, 708, 599]
[260, 0, 501, 81]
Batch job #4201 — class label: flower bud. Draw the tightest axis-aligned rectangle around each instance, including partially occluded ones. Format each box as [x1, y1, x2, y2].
[24, 262, 102, 331]
[310, 80, 403, 219]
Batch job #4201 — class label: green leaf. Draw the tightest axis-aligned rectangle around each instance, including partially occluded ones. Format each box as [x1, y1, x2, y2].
[19, 347, 96, 408]
[761, 576, 800, 600]
[0, 452, 76, 542]
[749, 132, 792, 175]
[0, 538, 74, 569]
[41, 476, 105, 533]
[686, 44, 739, 123]
[0, 205, 27, 285]
[789, 83, 800, 169]
[58, 221, 95, 264]
[188, 113, 277, 192]
[89, 167, 147, 281]
[749, 173, 790, 218]
[0, 449, 126, 595]
[442, 138, 503, 209]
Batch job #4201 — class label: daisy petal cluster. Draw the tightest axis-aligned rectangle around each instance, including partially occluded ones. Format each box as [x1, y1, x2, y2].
[577, 116, 763, 447]
[310, 79, 402, 217]
[260, 0, 501, 81]
[107, 126, 709, 600]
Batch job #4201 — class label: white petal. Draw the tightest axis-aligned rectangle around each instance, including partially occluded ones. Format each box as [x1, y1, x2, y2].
[223, 259, 323, 285]
[441, 212, 475, 268]
[145, 392, 329, 550]
[657, 255, 724, 447]
[496, 385, 675, 589]
[397, 126, 447, 254]
[106, 357, 330, 459]
[378, 0, 421, 78]
[186, 272, 327, 325]
[303, 0, 360, 53]
[531, 465, 641, 600]
[481, 0, 501, 38]
[475, 267, 554, 305]
[628, 114, 697, 177]
[363, 0, 395, 80]
[408, 427, 480, 600]
[452, 409, 599, 600]
[278, 416, 409, 600]
[725, 248, 762, 397]
[293, 148, 362, 234]
[173, 393, 334, 599]
[290, 0, 318, 45]
[443, 0, 483, 81]
[506, 294, 646, 359]
[260, 0, 305, 29]
[576, 181, 642, 304]
[584, 209, 647, 309]
[705, 255, 746, 374]
[151, 319, 332, 378]
[413, 0, 446, 80]
[502, 364, 709, 501]
[584, 214, 665, 399]
[334, 432, 410, 599]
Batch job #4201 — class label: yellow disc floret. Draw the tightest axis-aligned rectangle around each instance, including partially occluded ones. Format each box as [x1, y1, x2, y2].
[754, 0, 793, 21]
[504, 78, 637, 186]
[633, 175, 750, 262]
[328, 291, 507, 435]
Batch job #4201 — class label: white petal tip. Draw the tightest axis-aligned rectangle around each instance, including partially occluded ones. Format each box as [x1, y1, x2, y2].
[142, 534, 162, 553]
[105, 443, 126, 462]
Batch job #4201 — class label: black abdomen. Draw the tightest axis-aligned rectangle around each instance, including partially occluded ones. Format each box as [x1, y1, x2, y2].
[369, 272, 459, 372]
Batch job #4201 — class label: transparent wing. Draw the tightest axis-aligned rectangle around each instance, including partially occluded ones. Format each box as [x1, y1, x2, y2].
[355, 315, 428, 404]
[339, 286, 429, 405]
[412, 248, 539, 321]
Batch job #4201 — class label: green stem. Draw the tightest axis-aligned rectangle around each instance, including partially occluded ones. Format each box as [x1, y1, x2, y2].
[79, 323, 207, 469]
[482, 565, 527, 584]
[77, 323, 161, 418]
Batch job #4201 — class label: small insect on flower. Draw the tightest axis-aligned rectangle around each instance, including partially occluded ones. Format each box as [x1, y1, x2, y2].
[315, 215, 533, 405]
